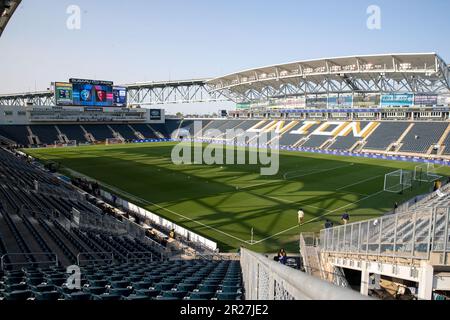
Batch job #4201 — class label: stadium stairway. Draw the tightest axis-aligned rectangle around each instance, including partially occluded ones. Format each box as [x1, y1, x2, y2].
[109, 124, 138, 140]
[129, 124, 159, 139]
[362, 122, 411, 151]
[57, 125, 89, 143]
[82, 125, 116, 141]
[30, 125, 60, 145]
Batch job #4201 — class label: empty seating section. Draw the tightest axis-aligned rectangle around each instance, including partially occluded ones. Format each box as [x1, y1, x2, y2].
[363, 122, 410, 150]
[0, 148, 153, 267]
[0, 125, 29, 145]
[13, 120, 446, 154]
[0, 120, 449, 155]
[279, 122, 320, 146]
[329, 136, 359, 151]
[130, 124, 158, 139]
[185, 119, 210, 136]
[301, 136, 329, 148]
[442, 132, 450, 155]
[152, 120, 182, 137]
[82, 125, 114, 141]
[0, 260, 242, 300]
[109, 125, 137, 140]
[0, 147, 244, 300]
[57, 125, 87, 143]
[30, 125, 59, 145]
[202, 120, 233, 138]
[400, 122, 448, 153]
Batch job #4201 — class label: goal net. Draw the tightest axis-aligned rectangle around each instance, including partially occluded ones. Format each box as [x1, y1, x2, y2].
[105, 138, 125, 145]
[53, 140, 77, 148]
[414, 163, 442, 182]
[384, 169, 412, 193]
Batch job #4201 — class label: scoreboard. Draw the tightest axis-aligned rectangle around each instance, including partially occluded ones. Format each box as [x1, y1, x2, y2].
[54, 79, 127, 107]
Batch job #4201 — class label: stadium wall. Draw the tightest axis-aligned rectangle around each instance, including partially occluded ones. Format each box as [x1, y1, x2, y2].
[100, 189, 218, 251]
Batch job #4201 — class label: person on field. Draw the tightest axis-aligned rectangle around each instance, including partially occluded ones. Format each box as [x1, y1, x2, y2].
[298, 208, 305, 224]
[324, 219, 333, 229]
[341, 212, 350, 224]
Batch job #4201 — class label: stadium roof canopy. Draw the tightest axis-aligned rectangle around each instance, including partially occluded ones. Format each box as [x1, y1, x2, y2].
[206, 53, 450, 102]
[0, 0, 21, 38]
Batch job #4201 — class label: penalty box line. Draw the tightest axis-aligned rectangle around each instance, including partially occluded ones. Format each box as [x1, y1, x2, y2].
[335, 174, 384, 191]
[250, 189, 386, 245]
[237, 163, 355, 191]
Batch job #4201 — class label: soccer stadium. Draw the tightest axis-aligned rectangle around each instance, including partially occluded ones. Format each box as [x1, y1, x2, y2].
[1, 0, 450, 304]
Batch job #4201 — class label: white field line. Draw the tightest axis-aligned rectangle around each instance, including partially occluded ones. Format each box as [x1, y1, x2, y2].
[64, 168, 250, 244]
[237, 179, 284, 190]
[251, 190, 385, 245]
[282, 163, 354, 180]
[336, 174, 384, 191]
[264, 195, 334, 213]
[238, 163, 354, 190]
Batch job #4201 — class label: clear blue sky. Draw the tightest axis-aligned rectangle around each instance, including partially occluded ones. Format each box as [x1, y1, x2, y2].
[1, 0, 450, 113]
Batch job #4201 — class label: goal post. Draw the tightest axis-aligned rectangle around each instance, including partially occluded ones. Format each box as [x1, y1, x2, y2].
[384, 169, 412, 193]
[414, 163, 442, 182]
[53, 140, 77, 148]
[105, 138, 125, 145]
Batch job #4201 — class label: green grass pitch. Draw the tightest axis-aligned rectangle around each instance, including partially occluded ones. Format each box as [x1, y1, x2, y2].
[24, 142, 450, 254]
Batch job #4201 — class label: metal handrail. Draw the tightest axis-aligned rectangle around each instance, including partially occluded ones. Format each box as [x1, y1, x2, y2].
[240, 248, 374, 300]
[1, 252, 58, 271]
[76, 252, 114, 266]
[126, 252, 153, 263]
[320, 206, 450, 261]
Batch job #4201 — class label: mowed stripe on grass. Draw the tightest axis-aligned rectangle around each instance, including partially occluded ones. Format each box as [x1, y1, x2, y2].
[24, 142, 445, 253]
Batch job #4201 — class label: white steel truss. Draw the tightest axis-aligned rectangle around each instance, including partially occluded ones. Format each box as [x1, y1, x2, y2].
[0, 0, 21, 38]
[207, 53, 450, 102]
[0, 91, 55, 106]
[126, 79, 230, 105]
[0, 80, 232, 107]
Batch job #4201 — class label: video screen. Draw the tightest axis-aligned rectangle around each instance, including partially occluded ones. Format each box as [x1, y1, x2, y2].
[113, 86, 127, 107]
[72, 81, 113, 107]
[55, 82, 73, 106]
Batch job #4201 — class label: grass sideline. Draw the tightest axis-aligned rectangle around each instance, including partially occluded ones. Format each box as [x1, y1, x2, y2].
[24, 142, 450, 253]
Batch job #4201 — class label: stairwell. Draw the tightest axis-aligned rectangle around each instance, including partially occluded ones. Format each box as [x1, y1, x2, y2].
[358, 122, 380, 152]
[146, 124, 164, 139]
[0, 134, 16, 146]
[27, 126, 40, 145]
[128, 125, 144, 139]
[436, 123, 450, 156]
[55, 125, 69, 143]
[80, 125, 96, 142]
[350, 140, 365, 153]
[299, 233, 323, 279]
[321, 138, 336, 150]
[388, 122, 415, 152]
[293, 137, 308, 147]
[28, 216, 72, 267]
[107, 125, 124, 142]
